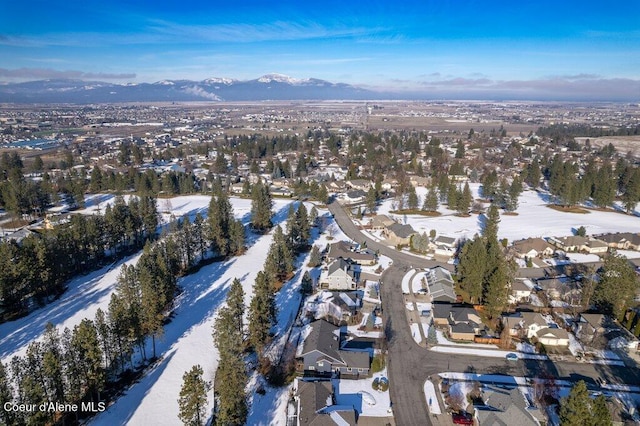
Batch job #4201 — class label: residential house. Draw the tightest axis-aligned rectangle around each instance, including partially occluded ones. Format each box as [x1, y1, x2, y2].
[369, 214, 396, 230]
[424, 267, 457, 303]
[535, 327, 570, 346]
[229, 182, 245, 194]
[536, 277, 582, 306]
[512, 238, 555, 259]
[303, 291, 363, 324]
[502, 312, 548, 339]
[548, 235, 609, 254]
[339, 190, 366, 205]
[409, 175, 430, 187]
[594, 232, 640, 251]
[574, 313, 608, 345]
[476, 386, 542, 426]
[382, 223, 417, 246]
[297, 320, 370, 378]
[433, 235, 457, 249]
[295, 380, 357, 426]
[319, 258, 360, 290]
[432, 304, 483, 341]
[326, 241, 376, 266]
[508, 279, 534, 304]
[346, 179, 373, 191]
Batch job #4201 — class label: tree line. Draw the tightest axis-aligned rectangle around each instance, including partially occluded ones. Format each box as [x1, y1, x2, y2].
[0, 195, 159, 321]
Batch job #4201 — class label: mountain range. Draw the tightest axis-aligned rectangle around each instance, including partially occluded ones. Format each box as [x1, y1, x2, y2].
[0, 74, 381, 103]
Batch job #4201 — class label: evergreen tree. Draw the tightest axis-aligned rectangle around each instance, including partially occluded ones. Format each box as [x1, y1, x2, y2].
[213, 304, 247, 426]
[457, 237, 486, 304]
[483, 259, 510, 319]
[592, 164, 616, 208]
[71, 319, 105, 402]
[248, 271, 277, 354]
[308, 245, 322, 267]
[309, 206, 319, 225]
[447, 183, 459, 210]
[593, 252, 639, 319]
[422, 185, 439, 212]
[482, 204, 500, 241]
[621, 168, 640, 214]
[317, 184, 329, 204]
[458, 183, 472, 214]
[407, 185, 419, 210]
[591, 394, 613, 426]
[300, 271, 313, 296]
[366, 187, 377, 214]
[250, 181, 273, 232]
[227, 278, 245, 343]
[178, 365, 209, 426]
[559, 381, 591, 426]
[0, 360, 16, 426]
[264, 225, 294, 283]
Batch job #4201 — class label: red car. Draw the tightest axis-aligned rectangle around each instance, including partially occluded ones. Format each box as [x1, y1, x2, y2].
[452, 412, 474, 425]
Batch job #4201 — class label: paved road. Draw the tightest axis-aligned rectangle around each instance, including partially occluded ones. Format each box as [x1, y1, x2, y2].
[328, 201, 640, 425]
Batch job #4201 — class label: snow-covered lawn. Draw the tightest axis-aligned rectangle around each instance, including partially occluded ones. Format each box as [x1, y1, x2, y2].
[378, 185, 640, 244]
[334, 369, 392, 418]
[423, 379, 442, 414]
[410, 323, 422, 344]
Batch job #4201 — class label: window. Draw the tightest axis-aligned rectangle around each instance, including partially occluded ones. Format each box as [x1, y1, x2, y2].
[358, 368, 364, 372]
[308, 366, 315, 370]
[318, 362, 324, 367]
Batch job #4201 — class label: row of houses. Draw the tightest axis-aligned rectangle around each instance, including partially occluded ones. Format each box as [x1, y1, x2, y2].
[512, 232, 640, 261]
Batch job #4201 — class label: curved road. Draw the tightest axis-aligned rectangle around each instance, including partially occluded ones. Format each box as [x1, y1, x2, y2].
[328, 201, 640, 425]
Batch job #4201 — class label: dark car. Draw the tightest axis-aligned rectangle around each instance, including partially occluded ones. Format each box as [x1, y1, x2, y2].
[452, 412, 474, 425]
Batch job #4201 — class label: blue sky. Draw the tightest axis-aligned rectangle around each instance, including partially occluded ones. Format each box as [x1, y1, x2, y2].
[1, 0, 639, 99]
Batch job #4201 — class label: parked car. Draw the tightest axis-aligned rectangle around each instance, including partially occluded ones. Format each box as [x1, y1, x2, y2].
[506, 353, 518, 361]
[452, 412, 474, 425]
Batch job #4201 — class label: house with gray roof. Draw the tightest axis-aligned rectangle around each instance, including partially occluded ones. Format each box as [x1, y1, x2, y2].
[319, 258, 360, 290]
[297, 320, 370, 379]
[475, 385, 541, 426]
[382, 223, 417, 246]
[326, 241, 376, 265]
[424, 267, 457, 303]
[594, 232, 640, 251]
[295, 380, 357, 426]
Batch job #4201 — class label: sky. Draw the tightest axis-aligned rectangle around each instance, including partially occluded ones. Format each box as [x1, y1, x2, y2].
[1, 0, 639, 100]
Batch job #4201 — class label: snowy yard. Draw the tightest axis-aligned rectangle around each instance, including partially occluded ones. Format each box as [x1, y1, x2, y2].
[334, 369, 392, 418]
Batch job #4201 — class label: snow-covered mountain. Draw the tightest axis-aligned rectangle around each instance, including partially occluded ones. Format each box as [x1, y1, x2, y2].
[0, 75, 380, 103]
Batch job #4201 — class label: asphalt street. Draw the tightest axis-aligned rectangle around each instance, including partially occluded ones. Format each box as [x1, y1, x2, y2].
[327, 201, 640, 425]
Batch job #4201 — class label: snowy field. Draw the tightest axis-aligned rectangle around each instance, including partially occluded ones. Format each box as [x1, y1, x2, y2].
[423, 379, 442, 415]
[377, 184, 640, 244]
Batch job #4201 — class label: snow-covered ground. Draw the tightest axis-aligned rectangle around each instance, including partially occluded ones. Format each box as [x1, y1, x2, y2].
[334, 368, 392, 418]
[432, 345, 548, 360]
[423, 379, 442, 415]
[411, 323, 422, 344]
[401, 269, 416, 294]
[378, 185, 640, 246]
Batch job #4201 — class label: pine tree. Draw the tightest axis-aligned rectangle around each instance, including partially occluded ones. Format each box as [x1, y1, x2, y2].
[213, 303, 247, 426]
[295, 203, 311, 250]
[447, 183, 459, 210]
[591, 394, 613, 426]
[457, 237, 486, 304]
[264, 225, 294, 283]
[422, 185, 439, 212]
[559, 381, 591, 426]
[483, 259, 510, 319]
[41, 323, 66, 404]
[250, 181, 273, 232]
[308, 245, 322, 267]
[248, 271, 277, 354]
[407, 186, 419, 210]
[317, 184, 329, 204]
[366, 187, 377, 214]
[457, 183, 472, 214]
[300, 271, 313, 296]
[178, 365, 209, 426]
[0, 360, 16, 426]
[71, 319, 105, 402]
[309, 206, 319, 225]
[483, 204, 500, 241]
[593, 252, 639, 319]
[227, 278, 245, 343]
